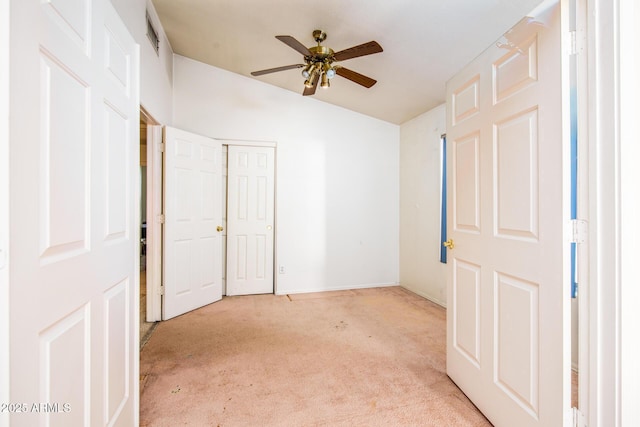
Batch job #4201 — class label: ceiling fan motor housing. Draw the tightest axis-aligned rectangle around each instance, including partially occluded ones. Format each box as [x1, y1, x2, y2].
[306, 46, 335, 65]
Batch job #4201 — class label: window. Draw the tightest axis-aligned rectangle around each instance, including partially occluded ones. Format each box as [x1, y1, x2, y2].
[440, 134, 447, 264]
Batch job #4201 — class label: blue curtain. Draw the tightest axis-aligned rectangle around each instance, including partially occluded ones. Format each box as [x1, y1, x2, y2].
[570, 87, 578, 298]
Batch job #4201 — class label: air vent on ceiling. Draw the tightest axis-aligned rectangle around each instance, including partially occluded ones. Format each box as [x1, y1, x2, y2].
[146, 11, 159, 55]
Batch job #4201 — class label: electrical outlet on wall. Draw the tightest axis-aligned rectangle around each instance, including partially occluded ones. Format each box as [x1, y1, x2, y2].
[279, 266, 285, 274]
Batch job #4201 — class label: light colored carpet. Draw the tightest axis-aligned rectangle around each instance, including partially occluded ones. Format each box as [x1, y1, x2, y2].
[140, 286, 492, 426]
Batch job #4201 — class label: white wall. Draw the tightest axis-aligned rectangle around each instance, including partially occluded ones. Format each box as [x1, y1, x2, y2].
[619, 0, 639, 424]
[172, 55, 400, 294]
[398, 105, 447, 306]
[0, 0, 9, 423]
[110, 0, 173, 124]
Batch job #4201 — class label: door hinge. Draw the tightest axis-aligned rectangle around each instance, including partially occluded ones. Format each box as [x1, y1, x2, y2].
[158, 284, 165, 296]
[568, 219, 588, 244]
[573, 407, 587, 427]
[565, 30, 577, 55]
[565, 30, 585, 56]
[157, 214, 165, 224]
[158, 142, 165, 152]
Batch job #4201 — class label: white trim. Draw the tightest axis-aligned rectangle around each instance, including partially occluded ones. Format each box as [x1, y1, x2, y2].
[146, 124, 163, 321]
[584, 0, 639, 424]
[0, 0, 10, 423]
[560, 1, 575, 419]
[618, 0, 640, 425]
[575, 0, 591, 420]
[586, 0, 618, 422]
[400, 285, 447, 308]
[216, 138, 276, 148]
[273, 144, 278, 296]
[278, 282, 400, 296]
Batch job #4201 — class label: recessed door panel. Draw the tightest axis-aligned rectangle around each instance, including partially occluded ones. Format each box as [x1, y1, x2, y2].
[235, 235, 248, 280]
[202, 171, 217, 221]
[199, 236, 217, 288]
[454, 133, 481, 234]
[105, 30, 129, 92]
[42, 0, 90, 52]
[104, 279, 129, 424]
[494, 108, 539, 240]
[494, 272, 539, 418]
[453, 259, 481, 368]
[104, 103, 128, 241]
[39, 305, 89, 426]
[236, 175, 249, 220]
[452, 76, 480, 125]
[39, 53, 89, 261]
[175, 168, 193, 221]
[494, 35, 538, 103]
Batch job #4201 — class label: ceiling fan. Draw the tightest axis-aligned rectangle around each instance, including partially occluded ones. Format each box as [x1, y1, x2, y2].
[250, 30, 383, 96]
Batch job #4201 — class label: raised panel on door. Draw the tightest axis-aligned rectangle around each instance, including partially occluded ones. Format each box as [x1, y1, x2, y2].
[453, 132, 481, 234]
[494, 108, 539, 241]
[445, 2, 569, 426]
[163, 127, 223, 320]
[494, 272, 540, 418]
[453, 258, 481, 368]
[226, 146, 275, 296]
[9, 1, 139, 425]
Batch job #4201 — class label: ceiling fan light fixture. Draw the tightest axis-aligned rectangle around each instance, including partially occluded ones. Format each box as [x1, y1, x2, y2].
[304, 63, 321, 87]
[321, 72, 330, 89]
[301, 63, 314, 78]
[324, 64, 336, 79]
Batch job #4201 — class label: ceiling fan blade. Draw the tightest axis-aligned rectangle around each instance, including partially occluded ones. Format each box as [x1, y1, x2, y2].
[276, 35, 312, 56]
[335, 67, 377, 88]
[302, 72, 320, 96]
[333, 41, 383, 62]
[251, 64, 305, 76]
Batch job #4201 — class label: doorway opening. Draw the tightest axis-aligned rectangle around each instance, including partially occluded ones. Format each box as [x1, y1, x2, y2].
[140, 108, 160, 348]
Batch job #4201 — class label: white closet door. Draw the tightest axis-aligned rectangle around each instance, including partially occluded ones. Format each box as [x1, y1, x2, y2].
[445, 2, 571, 426]
[9, 0, 140, 425]
[226, 146, 275, 296]
[163, 126, 223, 319]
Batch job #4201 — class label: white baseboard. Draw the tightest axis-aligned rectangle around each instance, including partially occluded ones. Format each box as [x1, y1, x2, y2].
[398, 285, 447, 308]
[276, 282, 399, 296]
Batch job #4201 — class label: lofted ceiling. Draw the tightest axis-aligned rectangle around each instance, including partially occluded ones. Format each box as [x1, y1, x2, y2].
[151, 0, 545, 125]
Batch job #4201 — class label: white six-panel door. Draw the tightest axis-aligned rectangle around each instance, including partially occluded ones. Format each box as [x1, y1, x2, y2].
[445, 2, 570, 426]
[9, 0, 140, 425]
[226, 146, 275, 296]
[163, 127, 223, 319]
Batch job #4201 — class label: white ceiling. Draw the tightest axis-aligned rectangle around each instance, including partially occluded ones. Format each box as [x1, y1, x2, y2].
[151, 0, 545, 125]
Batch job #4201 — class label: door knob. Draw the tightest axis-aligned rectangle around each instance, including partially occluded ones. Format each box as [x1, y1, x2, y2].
[443, 239, 454, 249]
[217, 226, 224, 232]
